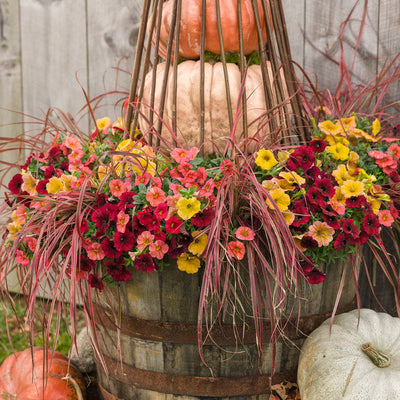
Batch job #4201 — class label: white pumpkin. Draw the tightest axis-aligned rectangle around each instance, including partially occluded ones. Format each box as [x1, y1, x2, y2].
[298, 308, 400, 400]
[139, 60, 287, 154]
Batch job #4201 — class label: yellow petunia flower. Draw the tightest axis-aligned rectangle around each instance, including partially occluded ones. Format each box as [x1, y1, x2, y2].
[278, 150, 291, 163]
[265, 188, 291, 212]
[318, 120, 343, 135]
[332, 164, 350, 185]
[46, 177, 64, 195]
[347, 151, 359, 173]
[60, 174, 77, 191]
[255, 149, 278, 170]
[281, 210, 295, 226]
[262, 179, 279, 190]
[308, 221, 335, 247]
[176, 197, 201, 220]
[372, 119, 381, 136]
[366, 196, 381, 215]
[188, 231, 208, 256]
[96, 117, 111, 131]
[341, 180, 365, 198]
[21, 173, 38, 195]
[279, 171, 306, 187]
[326, 142, 350, 161]
[177, 253, 201, 274]
[331, 187, 346, 205]
[339, 116, 357, 131]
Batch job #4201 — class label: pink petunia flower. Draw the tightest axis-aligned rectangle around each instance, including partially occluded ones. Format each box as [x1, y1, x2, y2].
[146, 187, 166, 207]
[388, 144, 400, 158]
[149, 240, 169, 260]
[117, 211, 130, 233]
[110, 179, 128, 198]
[227, 241, 246, 260]
[235, 226, 255, 241]
[25, 237, 37, 252]
[171, 148, 194, 164]
[135, 172, 151, 186]
[16, 249, 29, 266]
[378, 210, 395, 227]
[86, 243, 105, 261]
[136, 231, 155, 251]
[199, 179, 215, 199]
[368, 150, 386, 160]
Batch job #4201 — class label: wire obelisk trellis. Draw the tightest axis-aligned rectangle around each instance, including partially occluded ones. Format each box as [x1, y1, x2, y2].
[125, 0, 308, 154]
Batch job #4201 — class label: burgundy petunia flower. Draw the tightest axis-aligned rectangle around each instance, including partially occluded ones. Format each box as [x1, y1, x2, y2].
[345, 196, 367, 208]
[88, 273, 104, 291]
[350, 231, 370, 246]
[20, 155, 33, 170]
[118, 191, 137, 210]
[105, 260, 132, 282]
[341, 219, 359, 239]
[315, 178, 335, 198]
[362, 213, 380, 235]
[79, 256, 95, 272]
[300, 235, 318, 250]
[305, 166, 324, 182]
[289, 146, 315, 171]
[304, 268, 326, 284]
[91, 206, 111, 233]
[323, 213, 340, 230]
[101, 237, 123, 258]
[154, 203, 168, 220]
[44, 165, 57, 179]
[36, 179, 49, 194]
[48, 146, 61, 161]
[8, 174, 23, 195]
[291, 205, 311, 227]
[113, 230, 136, 252]
[309, 139, 327, 153]
[134, 253, 156, 273]
[165, 216, 183, 234]
[306, 186, 325, 206]
[166, 237, 184, 258]
[298, 259, 314, 275]
[334, 233, 351, 250]
[79, 218, 89, 234]
[389, 171, 400, 183]
[60, 161, 69, 171]
[137, 209, 160, 231]
[191, 207, 216, 227]
[153, 228, 167, 242]
[96, 193, 109, 208]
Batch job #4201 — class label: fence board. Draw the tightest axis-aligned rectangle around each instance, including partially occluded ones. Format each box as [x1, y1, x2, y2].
[377, 0, 400, 115]
[0, 0, 23, 185]
[20, 0, 88, 133]
[86, 0, 143, 122]
[282, 0, 305, 70]
[304, 0, 380, 95]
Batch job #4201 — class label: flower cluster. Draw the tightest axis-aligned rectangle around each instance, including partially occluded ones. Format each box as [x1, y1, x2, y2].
[255, 115, 400, 282]
[4, 117, 257, 291]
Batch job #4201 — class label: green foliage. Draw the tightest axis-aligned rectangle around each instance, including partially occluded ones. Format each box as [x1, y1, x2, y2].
[0, 297, 73, 364]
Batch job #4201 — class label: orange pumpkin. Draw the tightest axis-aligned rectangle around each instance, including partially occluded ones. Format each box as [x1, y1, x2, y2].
[155, 0, 271, 59]
[0, 348, 86, 400]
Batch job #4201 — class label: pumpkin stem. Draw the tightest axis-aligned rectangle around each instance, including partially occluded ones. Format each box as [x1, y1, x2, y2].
[0, 393, 17, 400]
[362, 342, 391, 368]
[62, 374, 84, 400]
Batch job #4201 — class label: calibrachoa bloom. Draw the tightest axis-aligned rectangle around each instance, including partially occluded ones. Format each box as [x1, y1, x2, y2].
[253, 115, 400, 273]
[4, 113, 400, 294]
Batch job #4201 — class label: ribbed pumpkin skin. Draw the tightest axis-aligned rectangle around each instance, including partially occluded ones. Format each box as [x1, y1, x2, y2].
[0, 348, 86, 400]
[298, 309, 400, 400]
[140, 60, 282, 153]
[156, 0, 270, 59]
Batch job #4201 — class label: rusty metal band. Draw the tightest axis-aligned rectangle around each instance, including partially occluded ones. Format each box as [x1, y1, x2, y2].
[98, 354, 297, 397]
[94, 298, 355, 345]
[99, 384, 122, 400]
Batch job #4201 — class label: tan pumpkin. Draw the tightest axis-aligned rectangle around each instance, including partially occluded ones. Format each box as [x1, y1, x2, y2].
[154, 0, 271, 59]
[0, 347, 86, 400]
[139, 60, 288, 154]
[298, 309, 400, 400]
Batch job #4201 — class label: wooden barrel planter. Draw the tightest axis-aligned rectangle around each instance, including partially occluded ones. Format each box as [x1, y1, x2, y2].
[93, 259, 357, 400]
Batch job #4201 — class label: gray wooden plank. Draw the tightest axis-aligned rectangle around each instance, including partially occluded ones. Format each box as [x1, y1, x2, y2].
[86, 0, 142, 122]
[282, 0, 305, 71]
[0, 0, 23, 176]
[20, 0, 88, 133]
[304, 0, 380, 95]
[377, 0, 400, 115]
